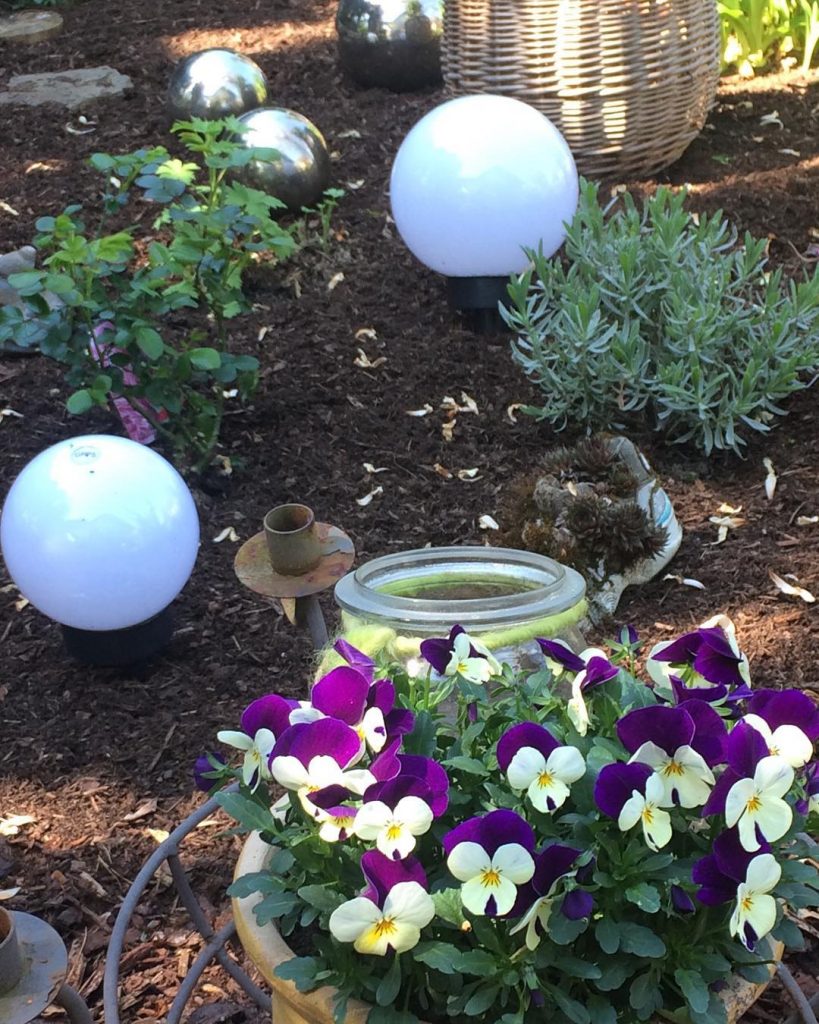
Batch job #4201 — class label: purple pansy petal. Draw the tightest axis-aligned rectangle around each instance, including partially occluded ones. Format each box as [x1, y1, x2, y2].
[561, 890, 594, 920]
[617, 705, 695, 757]
[724, 721, 770, 776]
[361, 850, 427, 905]
[653, 631, 701, 665]
[271, 718, 362, 769]
[692, 853, 735, 906]
[334, 638, 375, 682]
[442, 809, 535, 858]
[398, 755, 449, 816]
[684, 699, 728, 766]
[193, 752, 225, 792]
[713, 828, 770, 880]
[670, 674, 728, 706]
[497, 722, 559, 772]
[583, 656, 619, 689]
[594, 762, 652, 818]
[370, 738, 403, 782]
[536, 638, 586, 673]
[576, 858, 596, 885]
[531, 844, 582, 896]
[701, 767, 740, 817]
[693, 628, 745, 688]
[311, 667, 370, 725]
[671, 885, 695, 914]
[306, 784, 352, 810]
[364, 774, 430, 808]
[385, 707, 415, 738]
[420, 626, 466, 674]
[748, 690, 819, 742]
[620, 625, 639, 645]
[369, 678, 396, 715]
[241, 694, 297, 738]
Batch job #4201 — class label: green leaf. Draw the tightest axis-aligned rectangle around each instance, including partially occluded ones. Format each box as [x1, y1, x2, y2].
[547, 911, 588, 945]
[772, 915, 806, 950]
[375, 954, 402, 1007]
[367, 1007, 418, 1024]
[404, 710, 436, 757]
[253, 889, 299, 924]
[625, 882, 661, 913]
[550, 987, 590, 1024]
[189, 346, 221, 370]
[586, 995, 617, 1024]
[675, 968, 711, 1014]
[274, 955, 320, 992]
[629, 971, 658, 1012]
[66, 390, 94, 414]
[214, 790, 278, 835]
[431, 889, 466, 928]
[690, 992, 728, 1024]
[297, 885, 344, 913]
[619, 922, 666, 957]
[413, 941, 463, 974]
[7, 270, 46, 294]
[458, 950, 498, 975]
[135, 326, 164, 360]
[553, 954, 602, 980]
[464, 985, 500, 1016]
[444, 755, 488, 776]
[226, 871, 283, 898]
[594, 916, 620, 954]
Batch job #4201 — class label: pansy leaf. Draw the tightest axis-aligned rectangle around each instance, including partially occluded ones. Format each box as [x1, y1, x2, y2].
[594, 916, 621, 954]
[274, 955, 321, 992]
[253, 889, 300, 924]
[464, 985, 501, 1016]
[771, 915, 805, 949]
[675, 968, 711, 1014]
[444, 756, 488, 776]
[594, 958, 634, 991]
[547, 911, 588, 945]
[586, 995, 617, 1024]
[297, 885, 344, 913]
[413, 941, 464, 974]
[404, 710, 437, 757]
[226, 871, 284, 898]
[549, 986, 590, 1024]
[552, 954, 602, 980]
[625, 882, 662, 914]
[629, 971, 661, 1015]
[689, 992, 728, 1024]
[432, 888, 467, 927]
[375, 955, 402, 1007]
[214, 791, 278, 836]
[619, 923, 666, 957]
[459, 950, 498, 975]
[368, 1008, 418, 1024]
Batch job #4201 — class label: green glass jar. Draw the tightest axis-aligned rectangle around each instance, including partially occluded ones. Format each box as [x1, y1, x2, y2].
[329, 545, 587, 675]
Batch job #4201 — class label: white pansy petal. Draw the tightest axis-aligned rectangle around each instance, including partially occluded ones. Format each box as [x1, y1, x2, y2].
[546, 745, 586, 784]
[645, 773, 667, 804]
[289, 705, 324, 725]
[217, 730, 253, 750]
[676, 745, 715, 783]
[462, 657, 492, 683]
[353, 800, 391, 840]
[527, 775, 570, 813]
[755, 756, 794, 798]
[360, 707, 387, 752]
[646, 641, 676, 685]
[507, 746, 546, 790]
[487, 875, 520, 916]
[271, 755, 311, 790]
[382, 881, 436, 928]
[461, 875, 496, 915]
[579, 646, 608, 662]
[670, 771, 713, 809]
[769, 724, 814, 768]
[492, 844, 535, 885]
[383, 921, 422, 953]
[447, 841, 491, 882]
[342, 769, 376, 795]
[619, 792, 645, 831]
[354, 923, 391, 955]
[743, 714, 774, 745]
[393, 796, 434, 835]
[643, 807, 672, 851]
[755, 795, 792, 843]
[377, 826, 417, 860]
[745, 853, 781, 893]
[743, 892, 777, 945]
[254, 728, 276, 755]
[725, 778, 755, 829]
[629, 741, 669, 771]
[567, 692, 590, 736]
[329, 897, 380, 943]
[737, 809, 761, 852]
[307, 756, 347, 789]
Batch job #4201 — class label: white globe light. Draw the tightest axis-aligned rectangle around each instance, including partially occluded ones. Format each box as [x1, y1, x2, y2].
[390, 94, 579, 277]
[1, 435, 200, 631]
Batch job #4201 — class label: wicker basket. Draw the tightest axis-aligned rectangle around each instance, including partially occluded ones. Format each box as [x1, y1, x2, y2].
[441, 0, 721, 179]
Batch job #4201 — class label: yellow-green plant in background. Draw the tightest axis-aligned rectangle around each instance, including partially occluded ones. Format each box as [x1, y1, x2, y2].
[719, 0, 819, 74]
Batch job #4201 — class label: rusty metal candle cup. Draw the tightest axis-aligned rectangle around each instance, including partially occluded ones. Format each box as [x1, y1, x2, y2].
[0, 908, 22, 995]
[263, 503, 322, 576]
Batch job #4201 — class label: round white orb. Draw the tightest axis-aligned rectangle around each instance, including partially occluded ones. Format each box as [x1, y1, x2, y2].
[1, 435, 200, 631]
[390, 94, 579, 277]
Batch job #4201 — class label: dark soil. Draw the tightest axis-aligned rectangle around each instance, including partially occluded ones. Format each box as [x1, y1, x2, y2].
[0, 0, 818, 1019]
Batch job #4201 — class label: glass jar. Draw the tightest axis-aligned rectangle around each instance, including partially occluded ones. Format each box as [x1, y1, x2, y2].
[331, 545, 587, 675]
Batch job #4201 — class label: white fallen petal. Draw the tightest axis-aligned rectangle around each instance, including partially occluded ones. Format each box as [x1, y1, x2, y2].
[433, 463, 452, 479]
[663, 574, 706, 590]
[506, 403, 523, 423]
[213, 526, 239, 543]
[459, 392, 479, 415]
[0, 815, 35, 837]
[768, 570, 816, 604]
[763, 458, 777, 500]
[406, 405, 433, 417]
[442, 420, 456, 442]
[717, 502, 743, 515]
[353, 349, 387, 369]
[356, 485, 384, 507]
[457, 468, 480, 480]
[479, 514, 500, 530]
[796, 516, 818, 526]
[362, 463, 389, 474]
[760, 111, 784, 128]
[327, 272, 345, 292]
[0, 887, 21, 900]
[346, 179, 365, 190]
[337, 128, 362, 139]
[354, 327, 378, 342]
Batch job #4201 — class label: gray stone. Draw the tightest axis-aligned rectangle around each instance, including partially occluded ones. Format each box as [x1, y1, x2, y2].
[0, 67, 133, 109]
[0, 11, 63, 44]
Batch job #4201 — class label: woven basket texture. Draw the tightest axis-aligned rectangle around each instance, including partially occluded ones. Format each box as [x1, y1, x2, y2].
[442, 0, 721, 178]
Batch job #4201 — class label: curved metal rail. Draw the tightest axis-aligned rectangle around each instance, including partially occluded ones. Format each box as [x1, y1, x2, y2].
[102, 785, 270, 1024]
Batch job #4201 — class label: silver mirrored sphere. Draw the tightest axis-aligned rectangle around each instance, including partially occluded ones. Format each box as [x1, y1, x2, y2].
[234, 108, 331, 211]
[167, 48, 268, 121]
[336, 0, 443, 91]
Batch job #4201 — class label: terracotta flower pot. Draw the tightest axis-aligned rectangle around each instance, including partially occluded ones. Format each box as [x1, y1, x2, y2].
[232, 834, 782, 1024]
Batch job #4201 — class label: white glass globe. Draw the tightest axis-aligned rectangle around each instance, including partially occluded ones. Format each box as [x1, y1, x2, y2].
[1, 435, 200, 631]
[390, 94, 579, 277]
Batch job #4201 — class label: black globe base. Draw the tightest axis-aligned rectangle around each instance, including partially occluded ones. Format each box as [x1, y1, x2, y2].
[446, 276, 511, 335]
[61, 607, 174, 666]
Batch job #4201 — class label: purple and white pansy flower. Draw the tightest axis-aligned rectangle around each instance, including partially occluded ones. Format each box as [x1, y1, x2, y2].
[216, 693, 296, 790]
[443, 809, 536, 917]
[595, 762, 672, 851]
[353, 786, 434, 860]
[742, 689, 819, 768]
[647, 618, 751, 700]
[508, 844, 585, 950]
[420, 625, 501, 684]
[329, 851, 434, 955]
[537, 640, 619, 736]
[497, 722, 586, 812]
[617, 705, 718, 808]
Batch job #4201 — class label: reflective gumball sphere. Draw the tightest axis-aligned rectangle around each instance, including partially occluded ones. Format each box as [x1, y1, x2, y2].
[167, 48, 268, 121]
[234, 107, 331, 211]
[336, 0, 443, 91]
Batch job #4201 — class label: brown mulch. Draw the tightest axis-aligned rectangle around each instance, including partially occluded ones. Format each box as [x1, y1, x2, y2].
[1, 0, 818, 1019]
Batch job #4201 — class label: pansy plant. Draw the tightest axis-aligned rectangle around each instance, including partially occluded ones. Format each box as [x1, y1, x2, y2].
[205, 620, 819, 1024]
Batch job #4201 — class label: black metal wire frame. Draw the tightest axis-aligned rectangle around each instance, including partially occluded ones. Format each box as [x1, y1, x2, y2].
[102, 784, 271, 1024]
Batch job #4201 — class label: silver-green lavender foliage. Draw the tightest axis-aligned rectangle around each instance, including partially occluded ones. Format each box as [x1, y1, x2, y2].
[505, 180, 819, 455]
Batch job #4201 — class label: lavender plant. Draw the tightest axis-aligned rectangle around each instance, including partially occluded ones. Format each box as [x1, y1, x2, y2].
[203, 622, 819, 1024]
[505, 181, 819, 455]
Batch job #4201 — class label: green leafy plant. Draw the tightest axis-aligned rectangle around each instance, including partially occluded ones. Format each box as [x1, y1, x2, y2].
[201, 621, 819, 1024]
[718, 0, 793, 72]
[0, 119, 339, 470]
[505, 180, 819, 455]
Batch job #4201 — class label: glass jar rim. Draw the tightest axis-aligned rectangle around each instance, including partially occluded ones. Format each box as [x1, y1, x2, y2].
[334, 545, 586, 634]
